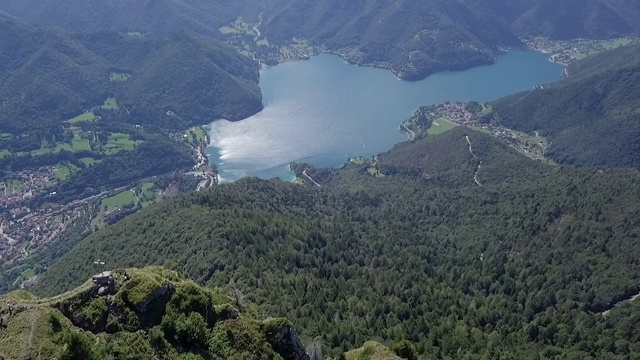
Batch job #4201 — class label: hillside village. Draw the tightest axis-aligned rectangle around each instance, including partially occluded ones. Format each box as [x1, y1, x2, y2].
[0, 166, 128, 268]
[403, 102, 552, 162]
[525, 37, 640, 64]
[0, 127, 215, 288]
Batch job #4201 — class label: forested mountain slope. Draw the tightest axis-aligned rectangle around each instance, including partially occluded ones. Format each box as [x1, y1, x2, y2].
[0, 14, 261, 134]
[0, 1, 263, 38]
[484, 0, 640, 39]
[489, 44, 640, 167]
[258, 0, 520, 80]
[37, 128, 640, 358]
[0, 14, 107, 133]
[0, 266, 310, 360]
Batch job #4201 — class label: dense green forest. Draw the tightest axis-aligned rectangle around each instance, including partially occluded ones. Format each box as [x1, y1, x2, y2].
[36, 128, 640, 358]
[488, 44, 640, 167]
[0, 266, 311, 360]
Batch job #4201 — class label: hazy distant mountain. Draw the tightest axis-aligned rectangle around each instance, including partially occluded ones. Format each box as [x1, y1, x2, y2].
[0, 0, 263, 37]
[484, 0, 640, 39]
[0, 0, 519, 79]
[3, 0, 639, 80]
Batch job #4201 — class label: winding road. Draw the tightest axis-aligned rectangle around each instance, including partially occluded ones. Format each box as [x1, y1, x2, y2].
[253, 13, 263, 42]
[601, 291, 640, 317]
[401, 124, 416, 141]
[465, 136, 482, 187]
[302, 169, 322, 188]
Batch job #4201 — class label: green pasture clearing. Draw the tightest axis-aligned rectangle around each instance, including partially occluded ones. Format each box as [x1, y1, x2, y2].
[350, 157, 367, 165]
[428, 117, 458, 135]
[102, 190, 137, 209]
[183, 127, 207, 145]
[0, 133, 12, 139]
[20, 268, 35, 280]
[139, 182, 158, 207]
[0, 149, 9, 158]
[31, 143, 72, 156]
[110, 72, 131, 82]
[238, 49, 252, 57]
[603, 37, 632, 49]
[54, 163, 78, 181]
[220, 26, 243, 35]
[54, 167, 70, 181]
[71, 138, 91, 151]
[141, 182, 155, 195]
[257, 38, 270, 46]
[103, 132, 142, 154]
[470, 125, 492, 135]
[513, 130, 548, 147]
[79, 157, 99, 166]
[6, 179, 23, 192]
[478, 103, 493, 116]
[67, 112, 96, 123]
[367, 167, 385, 178]
[219, 18, 255, 35]
[31, 137, 90, 155]
[101, 97, 118, 110]
[567, 37, 636, 59]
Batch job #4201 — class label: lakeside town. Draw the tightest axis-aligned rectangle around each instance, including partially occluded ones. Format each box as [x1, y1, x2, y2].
[524, 37, 640, 65]
[403, 102, 553, 163]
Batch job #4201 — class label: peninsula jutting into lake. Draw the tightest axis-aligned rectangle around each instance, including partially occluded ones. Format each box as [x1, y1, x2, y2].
[207, 50, 563, 181]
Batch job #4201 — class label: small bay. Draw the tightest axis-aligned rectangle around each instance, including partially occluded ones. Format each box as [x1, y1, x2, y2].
[207, 50, 563, 181]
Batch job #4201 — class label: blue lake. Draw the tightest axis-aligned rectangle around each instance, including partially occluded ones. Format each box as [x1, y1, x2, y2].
[206, 50, 563, 181]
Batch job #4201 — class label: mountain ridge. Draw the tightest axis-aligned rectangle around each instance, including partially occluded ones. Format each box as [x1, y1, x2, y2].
[0, 266, 311, 360]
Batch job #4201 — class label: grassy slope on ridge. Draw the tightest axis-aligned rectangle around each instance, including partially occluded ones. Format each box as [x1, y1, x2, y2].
[0, 266, 305, 360]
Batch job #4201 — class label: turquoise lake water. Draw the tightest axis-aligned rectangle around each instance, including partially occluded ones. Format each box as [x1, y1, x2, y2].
[206, 50, 563, 181]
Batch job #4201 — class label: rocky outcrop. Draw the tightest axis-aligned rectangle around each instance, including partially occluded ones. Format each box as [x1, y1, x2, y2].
[88, 281, 116, 298]
[216, 303, 240, 320]
[266, 324, 310, 360]
[133, 282, 175, 313]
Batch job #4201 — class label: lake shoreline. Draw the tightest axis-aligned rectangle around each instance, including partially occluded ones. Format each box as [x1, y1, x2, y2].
[205, 51, 563, 181]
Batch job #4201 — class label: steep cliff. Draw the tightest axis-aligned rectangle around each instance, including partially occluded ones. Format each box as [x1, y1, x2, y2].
[0, 266, 308, 360]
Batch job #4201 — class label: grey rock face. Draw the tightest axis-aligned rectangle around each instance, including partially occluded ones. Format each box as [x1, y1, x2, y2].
[268, 326, 310, 360]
